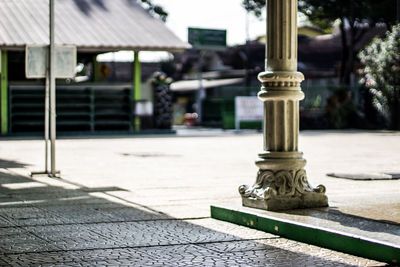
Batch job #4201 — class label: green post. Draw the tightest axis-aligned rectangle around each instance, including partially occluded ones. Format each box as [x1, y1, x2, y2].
[133, 51, 141, 131]
[93, 55, 99, 82]
[1, 50, 8, 134]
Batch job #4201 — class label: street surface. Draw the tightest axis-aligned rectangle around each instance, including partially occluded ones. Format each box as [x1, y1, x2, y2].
[1, 129, 399, 266]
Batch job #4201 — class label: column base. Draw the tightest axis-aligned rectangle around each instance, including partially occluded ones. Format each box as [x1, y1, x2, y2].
[239, 156, 328, 211]
[241, 191, 328, 211]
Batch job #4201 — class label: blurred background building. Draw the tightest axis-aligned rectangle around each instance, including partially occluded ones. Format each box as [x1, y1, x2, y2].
[1, 0, 398, 135]
[0, 0, 189, 135]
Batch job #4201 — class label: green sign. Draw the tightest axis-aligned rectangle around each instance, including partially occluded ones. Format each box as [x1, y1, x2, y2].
[188, 27, 227, 50]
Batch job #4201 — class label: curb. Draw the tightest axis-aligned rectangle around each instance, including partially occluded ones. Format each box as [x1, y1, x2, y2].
[211, 205, 400, 265]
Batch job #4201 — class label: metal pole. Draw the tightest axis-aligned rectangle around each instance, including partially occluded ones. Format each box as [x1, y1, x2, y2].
[196, 51, 204, 123]
[245, 0, 250, 43]
[44, 69, 50, 172]
[134, 51, 141, 131]
[397, 0, 400, 22]
[1, 51, 8, 134]
[49, 0, 57, 177]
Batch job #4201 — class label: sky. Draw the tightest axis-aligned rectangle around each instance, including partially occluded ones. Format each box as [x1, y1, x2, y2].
[98, 0, 266, 62]
[152, 0, 266, 46]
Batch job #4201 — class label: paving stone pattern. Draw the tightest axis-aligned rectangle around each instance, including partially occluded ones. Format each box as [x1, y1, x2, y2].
[2, 131, 398, 266]
[0, 169, 385, 266]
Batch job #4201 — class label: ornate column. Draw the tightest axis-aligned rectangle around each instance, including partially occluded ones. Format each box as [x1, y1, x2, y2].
[239, 0, 328, 211]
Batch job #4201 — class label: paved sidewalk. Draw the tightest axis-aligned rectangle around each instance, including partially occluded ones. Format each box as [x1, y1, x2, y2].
[0, 130, 399, 266]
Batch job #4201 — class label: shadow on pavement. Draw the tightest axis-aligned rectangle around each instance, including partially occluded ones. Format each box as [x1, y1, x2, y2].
[329, 208, 400, 227]
[282, 207, 400, 245]
[0, 159, 31, 168]
[0, 170, 378, 266]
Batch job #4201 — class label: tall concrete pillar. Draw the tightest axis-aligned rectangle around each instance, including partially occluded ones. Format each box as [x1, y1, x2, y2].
[239, 0, 328, 211]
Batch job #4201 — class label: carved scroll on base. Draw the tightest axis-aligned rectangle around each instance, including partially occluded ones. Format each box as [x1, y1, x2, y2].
[239, 169, 328, 211]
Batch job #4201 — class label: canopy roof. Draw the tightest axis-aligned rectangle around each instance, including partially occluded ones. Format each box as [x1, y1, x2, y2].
[170, 78, 244, 92]
[0, 0, 190, 52]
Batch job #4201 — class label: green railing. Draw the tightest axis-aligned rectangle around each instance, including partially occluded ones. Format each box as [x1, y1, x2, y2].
[9, 84, 134, 133]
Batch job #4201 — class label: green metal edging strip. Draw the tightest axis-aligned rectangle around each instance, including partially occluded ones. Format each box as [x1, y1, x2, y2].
[210, 205, 400, 265]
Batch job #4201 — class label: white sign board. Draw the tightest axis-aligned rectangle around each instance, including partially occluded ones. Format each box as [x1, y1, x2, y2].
[54, 46, 77, 78]
[26, 45, 76, 78]
[135, 100, 153, 116]
[235, 96, 263, 130]
[26, 45, 47, 78]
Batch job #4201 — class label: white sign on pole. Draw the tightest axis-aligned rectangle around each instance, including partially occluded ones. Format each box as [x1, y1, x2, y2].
[25, 45, 47, 78]
[25, 45, 76, 79]
[54, 46, 77, 78]
[235, 96, 263, 130]
[25, 43, 76, 177]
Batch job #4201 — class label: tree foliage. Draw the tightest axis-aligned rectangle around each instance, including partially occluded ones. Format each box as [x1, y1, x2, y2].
[242, 0, 265, 18]
[242, 0, 397, 25]
[359, 25, 400, 130]
[242, 0, 398, 84]
[298, 0, 397, 29]
[140, 0, 168, 22]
